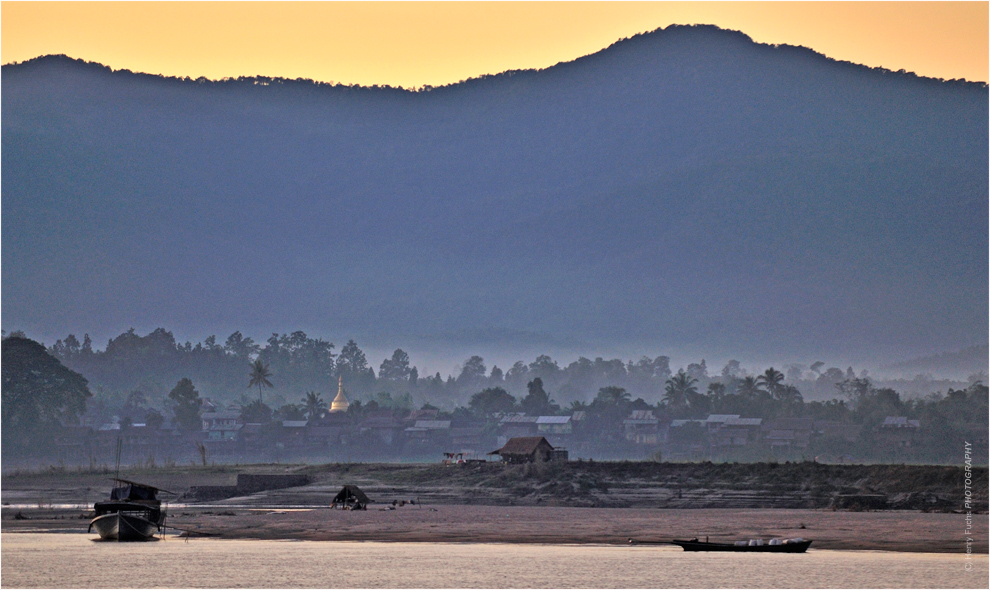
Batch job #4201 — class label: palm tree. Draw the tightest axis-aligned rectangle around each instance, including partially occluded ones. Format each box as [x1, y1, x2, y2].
[568, 400, 589, 413]
[595, 386, 631, 406]
[301, 391, 327, 420]
[757, 368, 785, 399]
[736, 376, 764, 400]
[248, 359, 273, 403]
[777, 384, 804, 405]
[663, 371, 698, 410]
[706, 382, 727, 404]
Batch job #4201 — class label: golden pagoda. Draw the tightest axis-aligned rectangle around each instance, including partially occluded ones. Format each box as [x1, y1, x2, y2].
[330, 375, 350, 413]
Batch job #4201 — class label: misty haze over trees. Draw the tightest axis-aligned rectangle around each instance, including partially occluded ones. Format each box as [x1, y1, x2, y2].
[2, 329, 985, 466]
[35, 327, 987, 412]
[2, 25, 986, 368]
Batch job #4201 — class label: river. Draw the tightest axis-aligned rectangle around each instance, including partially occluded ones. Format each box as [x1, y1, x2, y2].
[1, 533, 986, 588]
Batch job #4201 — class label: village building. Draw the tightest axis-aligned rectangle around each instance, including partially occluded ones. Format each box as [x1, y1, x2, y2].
[667, 419, 708, 459]
[877, 416, 921, 447]
[405, 408, 440, 423]
[497, 414, 540, 442]
[623, 410, 660, 444]
[360, 414, 404, 445]
[199, 411, 244, 457]
[201, 411, 242, 441]
[404, 419, 451, 444]
[670, 419, 706, 428]
[710, 417, 763, 448]
[704, 414, 741, 433]
[762, 418, 815, 450]
[280, 420, 309, 448]
[237, 423, 267, 450]
[880, 416, 921, 429]
[536, 415, 572, 435]
[535, 415, 573, 447]
[307, 411, 351, 448]
[489, 436, 567, 463]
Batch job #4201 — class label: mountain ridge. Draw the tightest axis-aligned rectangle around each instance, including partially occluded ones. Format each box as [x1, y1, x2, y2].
[2, 24, 986, 367]
[5, 25, 985, 90]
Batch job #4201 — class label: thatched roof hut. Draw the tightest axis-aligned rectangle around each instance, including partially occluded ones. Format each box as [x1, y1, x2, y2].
[331, 485, 371, 509]
[489, 436, 556, 464]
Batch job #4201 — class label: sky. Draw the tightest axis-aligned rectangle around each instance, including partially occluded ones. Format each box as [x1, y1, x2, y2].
[2, 2, 987, 88]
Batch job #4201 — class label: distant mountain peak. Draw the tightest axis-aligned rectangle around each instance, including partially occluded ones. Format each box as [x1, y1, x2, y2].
[5, 24, 984, 92]
[2, 23, 986, 362]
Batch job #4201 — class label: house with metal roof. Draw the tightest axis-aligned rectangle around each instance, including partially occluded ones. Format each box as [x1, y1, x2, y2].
[498, 414, 540, 440]
[704, 414, 740, 432]
[536, 415, 572, 433]
[405, 420, 452, 443]
[702, 416, 763, 448]
[624, 410, 660, 444]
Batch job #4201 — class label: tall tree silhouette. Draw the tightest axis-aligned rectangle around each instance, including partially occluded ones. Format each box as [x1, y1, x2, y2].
[664, 371, 698, 411]
[758, 367, 785, 399]
[595, 386, 631, 406]
[736, 376, 765, 400]
[2, 335, 91, 451]
[300, 391, 327, 419]
[520, 377, 558, 415]
[168, 378, 202, 431]
[248, 359, 273, 402]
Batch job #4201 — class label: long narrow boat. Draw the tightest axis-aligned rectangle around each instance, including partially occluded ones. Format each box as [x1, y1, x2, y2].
[672, 538, 812, 553]
[89, 479, 167, 541]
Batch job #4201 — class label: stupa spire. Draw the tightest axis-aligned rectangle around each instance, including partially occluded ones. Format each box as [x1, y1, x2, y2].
[330, 375, 349, 412]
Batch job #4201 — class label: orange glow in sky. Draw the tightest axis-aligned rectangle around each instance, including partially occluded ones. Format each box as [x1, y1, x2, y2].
[2, 2, 987, 87]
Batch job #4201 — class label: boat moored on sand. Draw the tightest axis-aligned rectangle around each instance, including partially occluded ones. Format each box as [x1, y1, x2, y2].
[672, 537, 812, 552]
[88, 479, 167, 541]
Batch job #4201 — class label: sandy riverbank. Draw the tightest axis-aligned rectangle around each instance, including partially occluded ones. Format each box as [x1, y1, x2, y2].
[2, 505, 985, 554]
[3, 461, 984, 511]
[3, 462, 985, 553]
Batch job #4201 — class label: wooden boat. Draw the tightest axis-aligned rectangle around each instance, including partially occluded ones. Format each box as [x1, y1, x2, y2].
[89, 479, 167, 541]
[672, 538, 812, 553]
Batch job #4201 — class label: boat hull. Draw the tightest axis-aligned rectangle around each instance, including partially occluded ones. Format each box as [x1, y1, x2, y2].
[672, 540, 812, 553]
[89, 512, 159, 541]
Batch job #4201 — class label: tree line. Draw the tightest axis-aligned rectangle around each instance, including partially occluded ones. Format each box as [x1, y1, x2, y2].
[44, 327, 933, 411]
[3, 329, 987, 464]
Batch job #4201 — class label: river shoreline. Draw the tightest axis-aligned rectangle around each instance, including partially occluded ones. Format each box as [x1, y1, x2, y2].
[3, 504, 985, 554]
[3, 462, 986, 554]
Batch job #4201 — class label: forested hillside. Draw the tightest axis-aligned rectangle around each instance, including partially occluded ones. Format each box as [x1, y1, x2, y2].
[3, 25, 986, 366]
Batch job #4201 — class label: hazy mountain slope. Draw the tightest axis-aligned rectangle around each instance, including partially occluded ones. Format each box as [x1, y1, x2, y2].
[885, 345, 989, 379]
[2, 25, 986, 363]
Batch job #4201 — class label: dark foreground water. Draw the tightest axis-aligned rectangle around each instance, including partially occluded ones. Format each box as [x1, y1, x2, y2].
[1, 533, 986, 588]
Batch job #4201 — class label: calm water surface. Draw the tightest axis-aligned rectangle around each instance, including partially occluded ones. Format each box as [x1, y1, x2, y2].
[1, 533, 986, 588]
